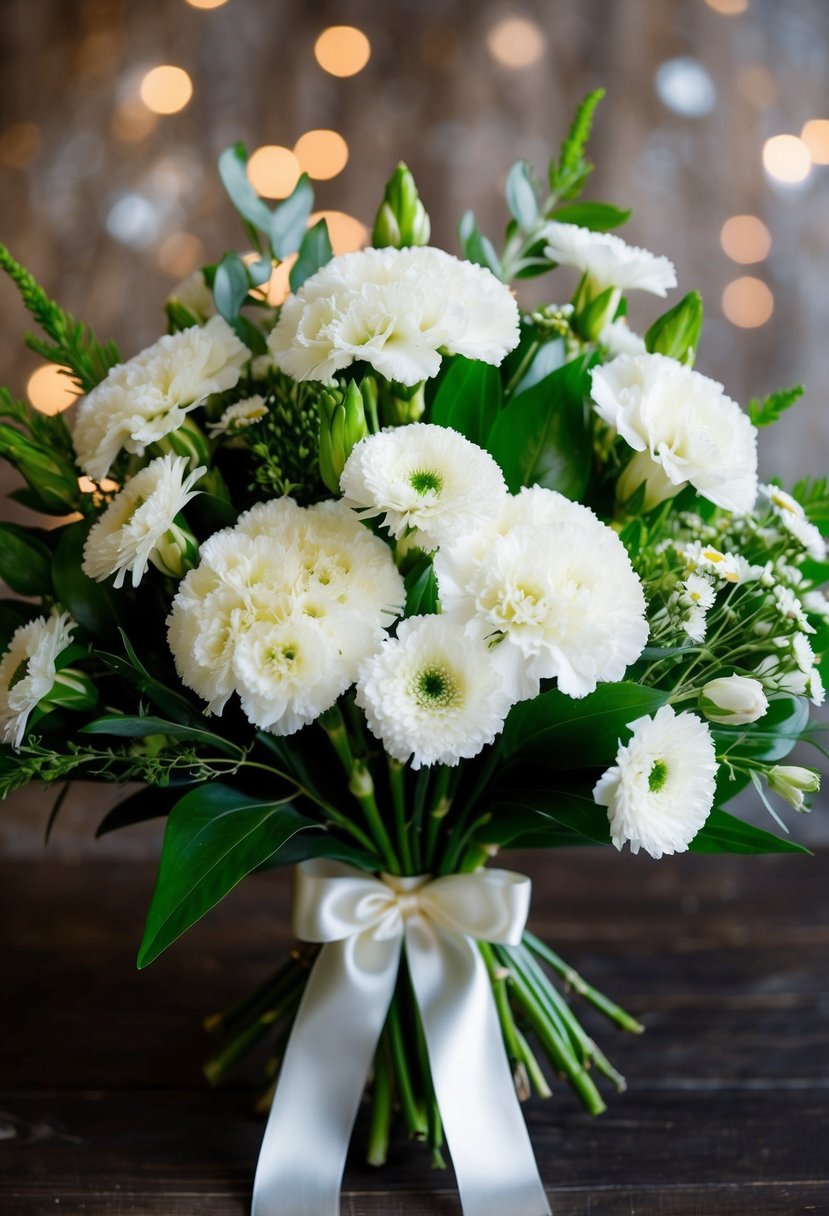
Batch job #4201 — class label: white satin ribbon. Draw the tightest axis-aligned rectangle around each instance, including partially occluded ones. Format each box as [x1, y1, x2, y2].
[251, 860, 550, 1216]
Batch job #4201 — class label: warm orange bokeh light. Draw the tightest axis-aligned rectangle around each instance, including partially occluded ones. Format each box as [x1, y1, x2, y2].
[185, 0, 229, 7]
[294, 130, 349, 181]
[722, 277, 773, 328]
[762, 134, 811, 184]
[802, 119, 829, 165]
[139, 65, 193, 115]
[486, 17, 546, 68]
[704, 0, 748, 14]
[78, 476, 120, 494]
[248, 145, 301, 199]
[158, 232, 205, 278]
[313, 26, 371, 77]
[111, 99, 158, 142]
[719, 215, 771, 264]
[310, 210, 369, 255]
[27, 365, 80, 415]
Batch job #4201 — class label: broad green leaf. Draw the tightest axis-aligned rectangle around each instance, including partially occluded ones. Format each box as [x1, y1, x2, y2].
[213, 252, 251, 326]
[458, 211, 501, 275]
[0, 523, 52, 596]
[258, 829, 377, 871]
[52, 520, 120, 641]
[505, 161, 539, 229]
[510, 338, 566, 398]
[487, 356, 593, 497]
[479, 788, 611, 847]
[689, 807, 810, 855]
[96, 783, 193, 837]
[499, 682, 668, 766]
[138, 784, 314, 966]
[289, 219, 333, 292]
[712, 694, 810, 764]
[429, 356, 502, 446]
[404, 557, 438, 617]
[217, 144, 274, 234]
[81, 714, 239, 755]
[550, 201, 631, 230]
[270, 174, 314, 260]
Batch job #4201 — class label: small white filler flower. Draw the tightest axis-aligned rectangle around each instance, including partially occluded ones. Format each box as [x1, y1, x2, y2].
[355, 615, 515, 768]
[593, 705, 718, 859]
[340, 423, 508, 551]
[0, 613, 76, 749]
[591, 353, 758, 514]
[760, 484, 826, 561]
[543, 222, 677, 296]
[267, 246, 520, 386]
[73, 315, 249, 481]
[82, 454, 205, 589]
[207, 394, 269, 438]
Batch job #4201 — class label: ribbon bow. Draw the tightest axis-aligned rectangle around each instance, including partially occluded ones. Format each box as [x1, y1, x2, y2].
[252, 861, 550, 1216]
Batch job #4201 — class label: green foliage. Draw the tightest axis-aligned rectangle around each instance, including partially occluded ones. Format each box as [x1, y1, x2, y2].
[548, 201, 630, 231]
[81, 713, 240, 755]
[0, 390, 83, 515]
[791, 476, 829, 530]
[645, 291, 703, 365]
[51, 520, 121, 641]
[747, 384, 804, 428]
[429, 357, 502, 447]
[548, 88, 605, 199]
[505, 160, 540, 230]
[138, 784, 314, 966]
[0, 523, 52, 596]
[458, 210, 502, 275]
[689, 807, 810, 855]
[478, 787, 611, 848]
[290, 219, 333, 292]
[712, 694, 810, 765]
[247, 374, 325, 501]
[404, 557, 438, 617]
[218, 144, 314, 262]
[0, 243, 119, 392]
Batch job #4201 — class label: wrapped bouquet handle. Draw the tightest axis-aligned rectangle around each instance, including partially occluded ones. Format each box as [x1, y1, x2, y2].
[251, 860, 551, 1216]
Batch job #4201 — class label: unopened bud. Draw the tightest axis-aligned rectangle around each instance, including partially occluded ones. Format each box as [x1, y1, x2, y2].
[700, 676, 768, 725]
[318, 380, 369, 493]
[372, 163, 431, 249]
[768, 764, 820, 811]
[645, 291, 703, 367]
[151, 520, 200, 580]
[572, 284, 621, 342]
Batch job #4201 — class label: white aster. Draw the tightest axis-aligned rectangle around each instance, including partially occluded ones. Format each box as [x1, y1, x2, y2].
[207, 395, 268, 438]
[598, 319, 647, 357]
[542, 222, 677, 297]
[340, 424, 508, 550]
[355, 615, 514, 768]
[593, 705, 718, 859]
[0, 613, 76, 749]
[73, 316, 249, 480]
[760, 484, 826, 561]
[82, 454, 205, 589]
[680, 542, 753, 585]
[267, 246, 520, 387]
[591, 353, 758, 514]
[435, 486, 648, 701]
[773, 585, 814, 633]
[167, 498, 405, 733]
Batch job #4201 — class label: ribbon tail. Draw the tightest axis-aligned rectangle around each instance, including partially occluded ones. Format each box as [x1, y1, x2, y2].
[251, 934, 400, 1216]
[406, 921, 551, 1216]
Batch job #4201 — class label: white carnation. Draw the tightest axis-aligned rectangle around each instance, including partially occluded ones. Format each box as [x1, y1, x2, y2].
[598, 319, 647, 357]
[73, 316, 249, 480]
[435, 486, 648, 701]
[0, 613, 76, 749]
[355, 615, 514, 768]
[267, 246, 520, 387]
[167, 498, 405, 733]
[591, 353, 758, 513]
[207, 395, 268, 438]
[340, 423, 508, 550]
[82, 454, 205, 589]
[543, 222, 677, 296]
[593, 705, 717, 859]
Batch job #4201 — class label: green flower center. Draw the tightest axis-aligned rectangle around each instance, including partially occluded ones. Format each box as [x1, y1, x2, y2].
[648, 759, 668, 793]
[409, 468, 443, 496]
[412, 664, 457, 709]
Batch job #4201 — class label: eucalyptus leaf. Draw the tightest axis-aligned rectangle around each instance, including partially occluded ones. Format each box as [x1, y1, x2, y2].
[270, 175, 314, 260]
[505, 161, 539, 230]
[289, 219, 333, 292]
[213, 252, 251, 326]
[217, 144, 275, 234]
[458, 211, 501, 276]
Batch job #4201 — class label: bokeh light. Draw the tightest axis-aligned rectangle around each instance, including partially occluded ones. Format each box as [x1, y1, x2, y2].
[720, 215, 772, 264]
[185, 0, 229, 7]
[267, 255, 298, 306]
[0, 122, 40, 168]
[27, 365, 80, 415]
[310, 210, 369, 255]
[158, 232, 205, 278]
[802, 119, 829, 165]
[111, 99, 158, 143]
[78, 476, 120, 494]
[762, 134, 811, 184]
[294, 130, 349, 180]
[314, 26, 371, 77]
[655, 58, 716, 117]
[722, 276, 774, 327]
[248, 145, 301, 198]
[486, 17, 546, 68]
[704, 0, 748, 14]
[139, 65, 193, 115]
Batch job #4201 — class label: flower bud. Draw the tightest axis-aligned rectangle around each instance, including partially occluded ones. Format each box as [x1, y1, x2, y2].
[318, 380, 369, 493]
[645, 291, 703, 366]
[379, 380, 426, 426]
[153, 415, 212, 469]
[572, 284, 621, 342]
[150, 520, 200, 580]
[768, 765, 820, 811]
[700, 676, 769, 725]
[372, 163, 431, 249]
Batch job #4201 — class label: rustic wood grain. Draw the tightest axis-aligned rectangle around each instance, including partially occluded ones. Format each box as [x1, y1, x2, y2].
[1, 850, 828, 1213]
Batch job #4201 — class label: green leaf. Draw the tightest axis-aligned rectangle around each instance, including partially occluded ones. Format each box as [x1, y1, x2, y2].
[487, 356, 593, 497]
[499, 681, 668, 766]
[404, 557, 438, 617]
[478, 788, 611, 847]
[270, 174, 314, 261]
[747, 384, 804, 429]
[0, 523, 52, 596]
[0, 599, 40, 651]
[213, 252, 251, 327]
[217, 144, 275, 235]
[96, 783, 191, 837]
[289, 219, 333, 292]
[689, 807, 810, 855]
[510, 337, 567, 398]
[551, 201, 631, 230]
[138, 784, 314, 966]
[645, 292, 703, 366]
[549, 89, 605, 199]
[81, 714, 239, 755]
[712, 694, 810, 764]
[51, 520, 120, 641]
[429, 356, 502, 446]
[505, 161, 539, 230]
[458, 211, 501, 276]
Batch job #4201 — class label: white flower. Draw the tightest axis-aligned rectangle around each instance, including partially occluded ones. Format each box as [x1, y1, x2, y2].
[0, 613, 76, 749]
[435, 486, 648, 700]
[167, 269, 216, 322]
[167, 498, 405, 733]
[803, 589, 829, 619]
[670, 571, 717, 642]
[82, 454, 205, 589]
[355, 615, 514, 768]
[207, 395, 268, 438]
[73, 316, 249, 480]
[680, 543, 753, 585]
[591, 354, 758, 513]
[542, 222, 677, 296]
[593, 705, 717, 859]
[773, 586, 814, 633]
[701, 675, 768, 725]
[340, 424, 508, 551]
[761, 484, 826, 561]
[598, 319, 647, 357]
[267, 246, 520, 387]
[768, 764, 820, 811]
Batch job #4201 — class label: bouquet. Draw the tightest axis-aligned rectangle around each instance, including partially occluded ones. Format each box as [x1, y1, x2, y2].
[1, 91, 826, 1216]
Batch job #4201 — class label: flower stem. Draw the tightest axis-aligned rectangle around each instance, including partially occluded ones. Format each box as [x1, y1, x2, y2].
[424, 766, 452, 871]
[387, 995, 427, 1138]
[523, 931, 644, 1034]
[351, 760, 400, 874]
[367, 1038, 393, 1166]
[388, 757, 414, 874]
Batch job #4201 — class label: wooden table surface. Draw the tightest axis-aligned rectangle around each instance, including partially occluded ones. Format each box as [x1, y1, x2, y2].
[1, 850, 828, 1215]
